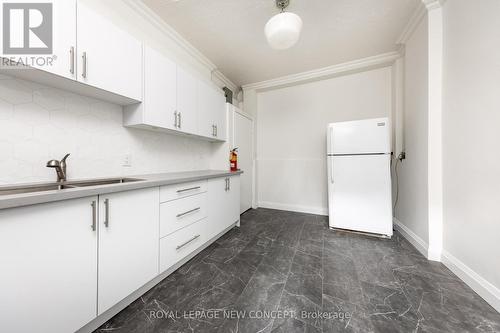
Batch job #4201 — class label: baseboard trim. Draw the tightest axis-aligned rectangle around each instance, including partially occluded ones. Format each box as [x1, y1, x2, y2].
[258, 201, 328, 216]
[393, 218, 429, 259]
[441, 250, 500, 313]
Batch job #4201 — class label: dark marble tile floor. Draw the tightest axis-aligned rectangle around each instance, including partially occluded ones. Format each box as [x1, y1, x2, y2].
[95, 208, 500, 333]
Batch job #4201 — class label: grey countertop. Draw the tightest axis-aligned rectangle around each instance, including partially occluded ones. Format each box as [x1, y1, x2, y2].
[0, 170, 243, 210]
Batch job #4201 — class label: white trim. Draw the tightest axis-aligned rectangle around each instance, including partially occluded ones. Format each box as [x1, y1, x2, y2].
[422, 0, 447, 10]
[442, 250, 500, 313]
[258, 201, 328, 216]
[393, 218, 429, 259]
[121, 0, 238, 93]
[397, 3, 427, 44]
[242, 51, 401, 92]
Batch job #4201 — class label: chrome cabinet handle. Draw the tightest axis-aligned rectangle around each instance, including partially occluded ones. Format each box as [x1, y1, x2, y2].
[176, 186, 201, 193]
[225, 178, 228, 191]
[104, 199, 110, 228]
[69, 46, 75, 74]
[174, 111, 178, 128]
[228, 178, 230, 191]
[176, 207, 200, 218]
[91, 200, 97, 231]
[178, 112, 182, 129]
[215, 125, 218, 137]
[82, 52, 87, 78]
[176, 235, 200, 250]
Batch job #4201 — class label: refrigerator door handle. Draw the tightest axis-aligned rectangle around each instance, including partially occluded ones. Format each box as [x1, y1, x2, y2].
[330, 156, 334, 183]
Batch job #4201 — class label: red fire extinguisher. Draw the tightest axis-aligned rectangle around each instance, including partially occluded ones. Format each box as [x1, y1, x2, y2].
[230, 148, 238, 172]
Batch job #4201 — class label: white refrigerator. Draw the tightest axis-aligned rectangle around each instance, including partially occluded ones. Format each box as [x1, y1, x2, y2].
[327, 118, 393, 237]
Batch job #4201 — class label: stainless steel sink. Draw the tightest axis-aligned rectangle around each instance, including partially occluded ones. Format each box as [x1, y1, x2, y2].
[0, 178, 144, 196]
[0, 184, 77, 196]
[66, 178, 144, 187]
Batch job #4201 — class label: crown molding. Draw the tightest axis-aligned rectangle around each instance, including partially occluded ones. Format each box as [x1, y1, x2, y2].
[397, 0, 447, 45]
[397, 2, 427, 44]
[242, 51, 401, 92]
[122, 0, 238, 92]
[422, 0, 447, 10]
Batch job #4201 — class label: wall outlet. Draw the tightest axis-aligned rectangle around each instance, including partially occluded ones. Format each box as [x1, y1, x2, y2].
[123, 154, 132, 167]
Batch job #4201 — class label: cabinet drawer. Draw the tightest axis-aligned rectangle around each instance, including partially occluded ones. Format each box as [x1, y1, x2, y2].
[160, 193, 207, 237]
[160, 180, 207, 203]
[160, 218, 209, 273]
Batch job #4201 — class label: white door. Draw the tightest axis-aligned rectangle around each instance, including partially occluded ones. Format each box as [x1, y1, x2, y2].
[329, 155, 393, 236]
[0, 0, 77, 80]
[328, 118, 391, 154]
[177, 66, 198, 134]
[98, 188, 159, 315]
[77, 2, 142, 101]
[0, 197, 98, 333]
[143, 46, 177, 129]
[232, 111, 253, 213]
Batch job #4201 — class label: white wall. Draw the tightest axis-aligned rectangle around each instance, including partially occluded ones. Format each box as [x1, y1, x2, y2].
[0, 77, 212, 184]
[395, 15, 430, 244]
[256, 67, 392, 215]
[442, 0, 500, 309]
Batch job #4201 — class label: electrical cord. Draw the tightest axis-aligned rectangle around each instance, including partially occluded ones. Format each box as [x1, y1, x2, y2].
[393, 157, 400, 213]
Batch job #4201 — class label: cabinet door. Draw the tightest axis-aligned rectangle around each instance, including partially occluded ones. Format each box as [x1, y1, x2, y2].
[177, 66, 198, 134]
[77, 2, 142, 101]
[207, 177, 229, 238]
[144, 46, 177, 129]
[0, 197, 98, 333]
[98, 188, 159, 315]
[228, 176, 241, 225]
[197, 80, 216, 138]
[214, 98, 227, 141]
[1, 0, 77, 80]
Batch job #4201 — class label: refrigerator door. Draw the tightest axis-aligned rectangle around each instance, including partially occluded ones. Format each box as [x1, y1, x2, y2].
[328, 154, 393, 236]
[328, 118, 391, 155]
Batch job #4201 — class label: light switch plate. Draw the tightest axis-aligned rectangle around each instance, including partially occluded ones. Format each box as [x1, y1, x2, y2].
[123, 154, 132, 167]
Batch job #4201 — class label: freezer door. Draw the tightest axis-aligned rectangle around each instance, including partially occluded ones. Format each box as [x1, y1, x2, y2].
[328, 118, 391, 154]
[328, 155, 393, 236]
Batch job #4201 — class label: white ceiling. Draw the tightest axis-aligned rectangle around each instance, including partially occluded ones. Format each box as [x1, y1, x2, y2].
[143, 0, 419, 87]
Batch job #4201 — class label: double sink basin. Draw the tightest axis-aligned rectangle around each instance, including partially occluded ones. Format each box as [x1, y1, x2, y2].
[0, 178, 144, 196]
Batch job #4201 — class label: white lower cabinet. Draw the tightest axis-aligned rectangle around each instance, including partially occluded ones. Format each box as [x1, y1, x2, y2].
[160, 192, 207, 237]
[0, 175, 240, 333]
[208, 176, 241, 234]
[159, 218, 210, 272]
[0, 197, 98, 333]
[97, 188, 159, 315]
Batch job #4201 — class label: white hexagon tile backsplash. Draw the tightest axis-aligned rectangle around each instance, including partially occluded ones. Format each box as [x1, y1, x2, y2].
[0, 76, 213, 185]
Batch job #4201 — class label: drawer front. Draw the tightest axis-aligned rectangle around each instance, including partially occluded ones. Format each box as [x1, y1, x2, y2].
[160, 193, 207, 237]
[160, 180, 207, 203]
[160, 218, 209, 273]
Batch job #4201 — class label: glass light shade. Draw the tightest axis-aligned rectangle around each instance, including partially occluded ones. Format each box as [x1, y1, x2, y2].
[265, 12, 303, 50]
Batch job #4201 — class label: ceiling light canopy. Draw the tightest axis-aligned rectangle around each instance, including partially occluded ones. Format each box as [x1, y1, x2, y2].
[265, 0, 303, 50]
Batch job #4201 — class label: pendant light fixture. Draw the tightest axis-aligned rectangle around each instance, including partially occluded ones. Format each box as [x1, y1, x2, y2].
[265, 0, 303, 50]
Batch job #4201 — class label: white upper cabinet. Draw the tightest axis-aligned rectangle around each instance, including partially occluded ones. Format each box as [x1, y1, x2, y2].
[176, 66, 198, 134]
[124, 46, 177, 129]
[198, 80, 226, 140]
[0, 197, 98, 333]
[77, 2, 142, 101]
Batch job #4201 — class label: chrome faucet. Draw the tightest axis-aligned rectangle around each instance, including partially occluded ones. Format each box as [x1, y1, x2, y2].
[46, 154, 70, 182]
